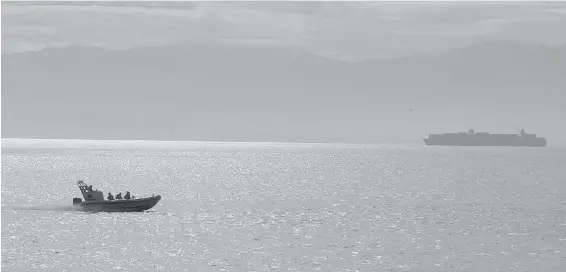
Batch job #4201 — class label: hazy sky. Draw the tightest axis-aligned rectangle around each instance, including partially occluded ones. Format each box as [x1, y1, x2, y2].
[3, 1, 566, 58]
[2, 1, 566, 145]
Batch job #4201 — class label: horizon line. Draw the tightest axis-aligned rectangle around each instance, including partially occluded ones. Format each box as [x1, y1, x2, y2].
[1, 137, 421, 146]
[2, 138, 563, 149]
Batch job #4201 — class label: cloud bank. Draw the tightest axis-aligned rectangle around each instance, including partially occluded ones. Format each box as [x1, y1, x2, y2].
[3, 1, 566, 59]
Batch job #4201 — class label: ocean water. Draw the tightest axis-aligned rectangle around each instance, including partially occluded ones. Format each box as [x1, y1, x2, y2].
[2, 140, 566, 272]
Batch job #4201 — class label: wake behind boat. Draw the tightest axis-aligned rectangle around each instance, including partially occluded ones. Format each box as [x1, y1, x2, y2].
[72, 180, 161, 212]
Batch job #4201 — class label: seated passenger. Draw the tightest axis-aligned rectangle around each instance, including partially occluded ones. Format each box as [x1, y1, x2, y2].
[116, 193, 123, 200]
[124, 191, 131, 200]
[107, 193, 114, 200]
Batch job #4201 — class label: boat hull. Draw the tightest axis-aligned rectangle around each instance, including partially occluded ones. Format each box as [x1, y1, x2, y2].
[75, 195, 161, 212]
[423, 138, 546, 147]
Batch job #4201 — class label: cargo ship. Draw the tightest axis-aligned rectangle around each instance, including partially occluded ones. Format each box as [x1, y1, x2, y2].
[423, 129, 546, 147]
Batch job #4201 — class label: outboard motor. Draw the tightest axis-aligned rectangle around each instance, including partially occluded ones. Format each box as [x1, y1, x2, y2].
[73, 198, 83, 205]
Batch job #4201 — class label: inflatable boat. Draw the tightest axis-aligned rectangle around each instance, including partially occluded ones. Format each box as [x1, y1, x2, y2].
[72, 180, 161, 212]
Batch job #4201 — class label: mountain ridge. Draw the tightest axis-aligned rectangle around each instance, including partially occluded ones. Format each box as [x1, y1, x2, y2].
[2, 41, 564, 142]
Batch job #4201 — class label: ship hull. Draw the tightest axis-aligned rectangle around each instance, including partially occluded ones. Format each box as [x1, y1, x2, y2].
[75, 195, 161, 212]
[423, 138, 546, 147]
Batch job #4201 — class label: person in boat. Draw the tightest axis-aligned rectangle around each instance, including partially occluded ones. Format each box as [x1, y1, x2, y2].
[116, 193, 123, 200]
[107, 193, 114, 200]
[88, 185, 93, 191]
[124, 191, 131, 200]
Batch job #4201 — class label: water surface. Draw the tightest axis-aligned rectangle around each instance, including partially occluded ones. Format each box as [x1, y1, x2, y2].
[2, 141, 565, 271]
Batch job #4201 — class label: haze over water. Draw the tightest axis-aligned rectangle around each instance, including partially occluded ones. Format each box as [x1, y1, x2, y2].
[2, 1, 566, 271]
[2, 140, 565, 271]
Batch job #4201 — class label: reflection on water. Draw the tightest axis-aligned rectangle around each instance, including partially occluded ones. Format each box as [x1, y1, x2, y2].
[2, 143, 565, 271]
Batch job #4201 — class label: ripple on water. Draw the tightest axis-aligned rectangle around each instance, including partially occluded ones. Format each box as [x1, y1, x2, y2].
[2, 146, 566, 271]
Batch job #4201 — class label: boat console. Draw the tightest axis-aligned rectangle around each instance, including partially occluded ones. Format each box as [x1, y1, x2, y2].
[77, 180, 104, 202]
